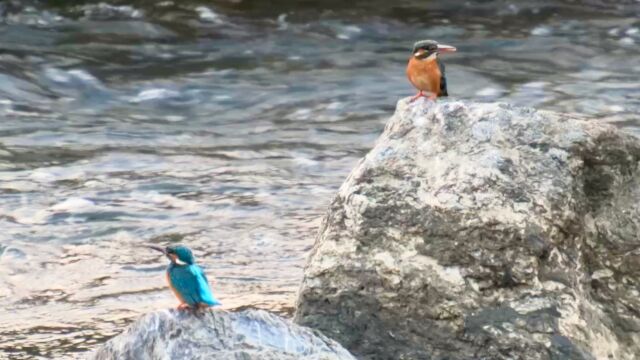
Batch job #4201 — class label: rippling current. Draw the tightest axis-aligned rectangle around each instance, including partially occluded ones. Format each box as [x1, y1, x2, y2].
[0, 0, 638, 358]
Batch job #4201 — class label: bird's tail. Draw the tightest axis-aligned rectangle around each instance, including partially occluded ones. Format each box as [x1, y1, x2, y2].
[206, 297, 222, 306]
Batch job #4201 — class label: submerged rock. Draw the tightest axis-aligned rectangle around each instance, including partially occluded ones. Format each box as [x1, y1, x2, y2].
[90, 309, 355, 360]
[295, 98, 640, 360]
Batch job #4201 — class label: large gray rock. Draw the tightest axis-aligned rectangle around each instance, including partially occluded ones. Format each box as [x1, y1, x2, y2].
[90, 309, 355, 360]
[295, 98, 640, 360]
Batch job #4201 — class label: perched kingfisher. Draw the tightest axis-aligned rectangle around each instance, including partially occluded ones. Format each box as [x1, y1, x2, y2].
[406, 39, 457, 102]
[148, 244, 221, 310]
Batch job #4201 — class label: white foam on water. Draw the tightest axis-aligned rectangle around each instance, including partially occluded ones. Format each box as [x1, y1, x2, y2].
[130, 88, 180, 103]
[50, 197, 96, 212]
[196, 6, 223, 24]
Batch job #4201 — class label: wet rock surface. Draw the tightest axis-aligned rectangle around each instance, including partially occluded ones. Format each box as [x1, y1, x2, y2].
[90, 309, 355, 360]
[295, 98, 640, 360]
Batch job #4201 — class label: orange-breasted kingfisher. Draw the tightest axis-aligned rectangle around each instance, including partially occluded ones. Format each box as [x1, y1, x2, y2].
[148, 244, 221, 310]
[406, 39, 457, 102]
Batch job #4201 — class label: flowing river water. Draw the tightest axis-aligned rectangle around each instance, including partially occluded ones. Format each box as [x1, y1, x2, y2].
[0, 0, 638, 358]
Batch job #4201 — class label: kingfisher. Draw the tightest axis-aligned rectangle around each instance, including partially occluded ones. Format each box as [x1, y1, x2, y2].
[148, 244, 221, 310]
[406, 39, 456, 102]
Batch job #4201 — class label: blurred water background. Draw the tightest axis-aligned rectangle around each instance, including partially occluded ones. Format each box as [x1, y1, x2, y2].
[0, 0, 638, 358]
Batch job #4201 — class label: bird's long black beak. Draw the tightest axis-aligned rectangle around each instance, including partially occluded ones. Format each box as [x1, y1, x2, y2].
[437, 44, 457, 53]
[147, 245, 166, 254]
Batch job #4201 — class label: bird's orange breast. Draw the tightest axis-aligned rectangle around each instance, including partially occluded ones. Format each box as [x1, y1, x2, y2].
[406, 55, 441, 95]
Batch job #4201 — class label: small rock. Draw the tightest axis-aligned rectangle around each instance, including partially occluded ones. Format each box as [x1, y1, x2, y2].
[90, 309, 355, 360]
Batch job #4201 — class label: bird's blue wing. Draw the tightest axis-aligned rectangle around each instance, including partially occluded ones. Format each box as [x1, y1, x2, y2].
[169, 265, 221, 306]
[168, 266, 200, 306]
[194, 265, 221, 306]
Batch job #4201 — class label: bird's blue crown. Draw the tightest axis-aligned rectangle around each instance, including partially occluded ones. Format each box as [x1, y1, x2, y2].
[167, 245, 195, 265]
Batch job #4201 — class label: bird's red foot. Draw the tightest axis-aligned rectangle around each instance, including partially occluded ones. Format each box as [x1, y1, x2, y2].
[177, 303, 191, 310]
[409, 91, 426, 102]
[410, 91, 438, 102]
